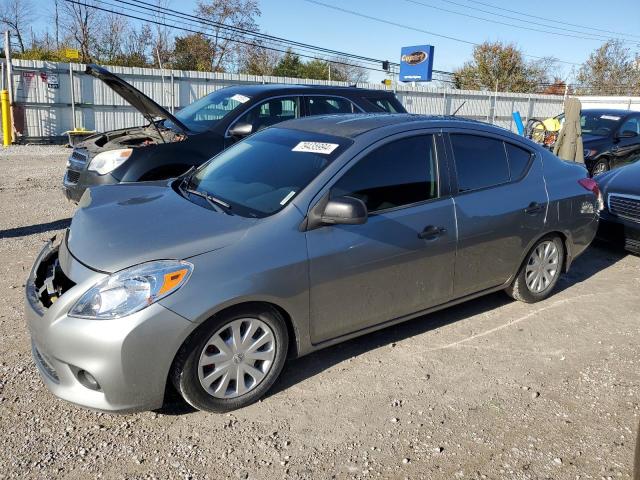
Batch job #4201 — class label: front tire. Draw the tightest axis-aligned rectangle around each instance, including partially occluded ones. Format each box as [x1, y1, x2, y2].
[591, 159, 609, 176]
[171, 305, 289, 413]
[506, 236, 564, 303]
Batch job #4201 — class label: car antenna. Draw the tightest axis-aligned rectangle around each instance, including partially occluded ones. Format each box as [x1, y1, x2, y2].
[452, 101, 466, 116]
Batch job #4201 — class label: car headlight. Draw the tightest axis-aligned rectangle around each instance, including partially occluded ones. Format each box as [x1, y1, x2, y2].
[69, 260, 193, 319]
[88, 149, 133, 175]
[583, 149, 597, 159]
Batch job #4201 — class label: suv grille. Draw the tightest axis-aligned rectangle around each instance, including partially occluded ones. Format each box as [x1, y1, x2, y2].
[609, 195, 640, 223]
[65, 170, 81, 184]
[69, 149, 88, 164]
[33, 247, 75, 309]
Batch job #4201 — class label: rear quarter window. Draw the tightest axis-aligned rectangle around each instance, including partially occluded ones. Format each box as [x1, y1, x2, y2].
[505, 143, 533, 180]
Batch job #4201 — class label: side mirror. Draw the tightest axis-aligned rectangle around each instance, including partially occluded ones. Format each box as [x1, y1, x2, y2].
[321, 196, 368, 225]
[617, 130, 638, 139]
[228, 122, 253, 138]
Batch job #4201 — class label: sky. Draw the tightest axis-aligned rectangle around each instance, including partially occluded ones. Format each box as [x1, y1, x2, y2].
[29, 0, 640, 83]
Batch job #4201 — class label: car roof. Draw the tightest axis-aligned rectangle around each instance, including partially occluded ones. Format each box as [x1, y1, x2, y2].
[581, 108, 637, 116]
[278, 113, 505, 139]
[218, 83, 396, 97]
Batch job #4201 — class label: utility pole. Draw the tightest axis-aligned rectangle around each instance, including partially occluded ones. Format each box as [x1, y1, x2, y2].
[3, 30, 15, 143]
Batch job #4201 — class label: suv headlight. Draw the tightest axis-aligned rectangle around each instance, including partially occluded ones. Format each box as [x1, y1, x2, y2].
[584, 148, 597, 159]
[88, 149, 133, 175]
[69, 260, 193, 319]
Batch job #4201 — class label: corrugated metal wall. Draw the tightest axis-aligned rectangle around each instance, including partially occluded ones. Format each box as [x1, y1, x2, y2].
[2, 59, 569, 139]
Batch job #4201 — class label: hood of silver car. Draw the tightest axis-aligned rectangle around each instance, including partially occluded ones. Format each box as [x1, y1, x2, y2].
[67, 183, 255, 273]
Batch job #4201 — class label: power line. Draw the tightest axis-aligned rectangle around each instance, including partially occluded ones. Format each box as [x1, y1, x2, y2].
[65, 0, 401, 78]
[460, 0, 640, 41]
[303, 0, 581, 66]
[405, 0, 635, 44]
[108, 0, 457, 81]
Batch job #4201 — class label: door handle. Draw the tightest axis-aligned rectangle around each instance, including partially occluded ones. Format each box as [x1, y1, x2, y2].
[418, 225, 446, 240]
[524, 202, 544, 215]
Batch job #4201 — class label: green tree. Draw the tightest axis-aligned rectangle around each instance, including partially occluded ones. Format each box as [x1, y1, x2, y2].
[172, 33, 214, 72]
[302, 59, 330, 80]
[577, 40, 640, 95]
[273, 49, 304, 78]
[453, 41, 553, 93]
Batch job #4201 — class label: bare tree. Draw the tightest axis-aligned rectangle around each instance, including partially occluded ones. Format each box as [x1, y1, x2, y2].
[96, 12, 128, 63]
[577, 40, 640, 95]
[0, 0, 36, 53]
[196, 0, 261, 72]
[238, 43, 281, 76]
[150, 0, 173, 68]
[329, 56, 369, 83]
[61, 0, 101, 62]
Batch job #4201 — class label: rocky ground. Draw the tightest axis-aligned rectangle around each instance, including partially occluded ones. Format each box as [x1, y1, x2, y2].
[0, 146, 639, 479]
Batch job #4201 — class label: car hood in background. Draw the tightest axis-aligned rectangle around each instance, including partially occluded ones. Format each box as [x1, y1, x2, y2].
[67, 183, 255, 273]
[86, 64, 190, 133]
[597, 161, 640, 197]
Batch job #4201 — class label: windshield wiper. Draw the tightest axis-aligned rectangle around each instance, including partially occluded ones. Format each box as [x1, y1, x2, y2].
[185, 187, 233, 215]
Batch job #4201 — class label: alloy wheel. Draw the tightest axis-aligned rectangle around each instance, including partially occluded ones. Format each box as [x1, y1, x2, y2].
[197, 318, 276, 399]
[525, 240, 560, 294]
[592, 162, 608, 175]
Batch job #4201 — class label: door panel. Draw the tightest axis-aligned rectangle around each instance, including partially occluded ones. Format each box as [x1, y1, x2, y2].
[453, 167, 547, 296]
[306, 133, 456, 344]
[449, 134, 548, 297]
[306, 200, 457, 343]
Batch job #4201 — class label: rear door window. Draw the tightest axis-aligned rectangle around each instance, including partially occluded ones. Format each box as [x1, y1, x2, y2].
[331, 135, 437, 212]
[233, 96, 300, 134]
[306, 96, 357, 115]
[366, 97, 402, 113]
[451, 134, 510, 192]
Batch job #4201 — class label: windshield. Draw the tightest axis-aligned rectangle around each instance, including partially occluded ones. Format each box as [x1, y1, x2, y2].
[187, 128, 351, 217]
[580, 112, 622, 136]
[165, 89, 252, 133]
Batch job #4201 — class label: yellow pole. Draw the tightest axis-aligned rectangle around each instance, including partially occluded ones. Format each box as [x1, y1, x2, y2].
[1, 90, 10, 147]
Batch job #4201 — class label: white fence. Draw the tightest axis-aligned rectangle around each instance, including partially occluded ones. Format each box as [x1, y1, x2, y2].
[578, 95, 640, 111]
[0, 59, 575, 141]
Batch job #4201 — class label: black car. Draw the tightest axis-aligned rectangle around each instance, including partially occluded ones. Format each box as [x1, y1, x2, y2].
[63, 64, 406, 202]
[579, 109, 640, 175]
[596, 161, 640, 254]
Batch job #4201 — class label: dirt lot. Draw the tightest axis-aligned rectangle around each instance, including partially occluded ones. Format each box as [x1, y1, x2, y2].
[0, 146, 639, 480]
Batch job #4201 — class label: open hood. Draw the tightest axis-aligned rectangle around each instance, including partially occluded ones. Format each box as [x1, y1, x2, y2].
[86, 64, 189, 133]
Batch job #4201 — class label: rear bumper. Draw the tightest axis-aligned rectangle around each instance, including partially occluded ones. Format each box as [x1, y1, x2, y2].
[25, 238, 195, 413]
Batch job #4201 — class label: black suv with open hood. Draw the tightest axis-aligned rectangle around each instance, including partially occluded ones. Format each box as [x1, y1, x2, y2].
[63, 64, 406, 202]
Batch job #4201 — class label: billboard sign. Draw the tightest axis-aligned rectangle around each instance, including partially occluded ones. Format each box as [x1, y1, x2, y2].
[399, 45, 434, 82]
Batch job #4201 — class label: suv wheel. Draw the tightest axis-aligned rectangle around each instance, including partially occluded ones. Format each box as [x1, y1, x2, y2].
[591, 159, 609, 176]
[171, 305, 288, 412]
[506, 236, 564, 303]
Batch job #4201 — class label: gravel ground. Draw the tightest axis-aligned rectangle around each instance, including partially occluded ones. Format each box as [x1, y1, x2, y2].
[1, 146, 639, 480]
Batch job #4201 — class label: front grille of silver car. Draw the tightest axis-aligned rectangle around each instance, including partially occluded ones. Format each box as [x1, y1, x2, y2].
[608, 194, 640, 223]
[32, 246, 75, 309]
[32, 343, 60, 382]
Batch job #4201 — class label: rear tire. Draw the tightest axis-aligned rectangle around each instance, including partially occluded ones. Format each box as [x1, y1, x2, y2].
[506, 235, 565, 303]
[170, 305, 289, 413]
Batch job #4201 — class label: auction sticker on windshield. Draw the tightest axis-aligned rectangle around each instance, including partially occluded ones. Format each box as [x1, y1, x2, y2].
[292, 142, 340, 155]
[601, 115, 621, 121]
[231, 94, 250, 103]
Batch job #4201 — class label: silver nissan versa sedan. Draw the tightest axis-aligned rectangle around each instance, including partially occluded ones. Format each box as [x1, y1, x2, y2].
[25, 114, 600, 413]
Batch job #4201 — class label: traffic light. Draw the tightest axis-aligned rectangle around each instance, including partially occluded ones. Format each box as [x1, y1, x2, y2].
[382, 60, 390, 71]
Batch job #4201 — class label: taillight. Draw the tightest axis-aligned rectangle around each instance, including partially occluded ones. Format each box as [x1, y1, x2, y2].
[578, 178, 603, 210]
